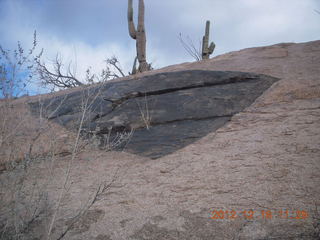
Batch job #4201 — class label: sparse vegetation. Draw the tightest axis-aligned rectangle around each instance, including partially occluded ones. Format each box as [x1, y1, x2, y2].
[136, 94, 151, 130]
[36, 54, 126, 91]
[0, 34, 133, 239]
[1, 31, 128, 95]
[178, 33, 202, 61]
[0, 31, 42, 99]
[0, 83, 131, 239]
[179, 20, 215, 61]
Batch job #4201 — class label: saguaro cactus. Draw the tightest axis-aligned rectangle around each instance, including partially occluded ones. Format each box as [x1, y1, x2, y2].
[128, 0, 149, 73]
[202, 20, 215, 60]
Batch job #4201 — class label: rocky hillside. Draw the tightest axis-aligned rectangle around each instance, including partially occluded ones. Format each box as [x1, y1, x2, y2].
[0, 40, 319, 240]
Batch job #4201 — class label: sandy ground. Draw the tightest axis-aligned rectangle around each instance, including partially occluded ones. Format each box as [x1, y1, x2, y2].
[0, 40, 319, 239]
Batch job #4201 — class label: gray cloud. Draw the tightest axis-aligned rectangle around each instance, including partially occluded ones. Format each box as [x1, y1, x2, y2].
[1, 0, 319, 74]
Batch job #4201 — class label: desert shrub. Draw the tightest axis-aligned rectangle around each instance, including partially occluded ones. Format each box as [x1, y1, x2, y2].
[0, 30, 136, 239]
[0, 31, 41, 99]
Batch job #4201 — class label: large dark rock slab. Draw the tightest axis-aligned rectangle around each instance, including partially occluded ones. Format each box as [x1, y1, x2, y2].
[29, 70, 279, 158]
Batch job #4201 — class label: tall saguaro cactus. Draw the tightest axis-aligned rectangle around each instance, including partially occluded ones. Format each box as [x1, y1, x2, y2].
[202, 21, 215, 60]
[128, 0, 149, 73]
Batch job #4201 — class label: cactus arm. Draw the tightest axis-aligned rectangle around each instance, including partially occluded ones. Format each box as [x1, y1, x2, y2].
[128, 0, 137, 39]
[208, 42, 215, 54]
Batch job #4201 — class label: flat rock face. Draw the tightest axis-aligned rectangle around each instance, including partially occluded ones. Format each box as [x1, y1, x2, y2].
[30, 70, 278, 158]
[31, 70, 277, 158]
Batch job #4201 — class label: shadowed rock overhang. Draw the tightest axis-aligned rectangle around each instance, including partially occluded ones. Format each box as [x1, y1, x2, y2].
[29, 70, 279, 158]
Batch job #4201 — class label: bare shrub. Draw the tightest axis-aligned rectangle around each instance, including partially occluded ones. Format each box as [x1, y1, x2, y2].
[0, 84, 129, 239]
[0, 96, 63, 239]
[178, 33, 202, 61]
[136, 94, 152, 130]
[0, 31, 42, 99]
[36, 55, 127, 91]
[104, 56, 126, 78]
[89, 126, 135, 151]
[0, 36, 133, 239]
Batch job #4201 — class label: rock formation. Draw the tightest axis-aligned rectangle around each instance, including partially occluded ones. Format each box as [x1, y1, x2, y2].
[30, 70, 278, 158]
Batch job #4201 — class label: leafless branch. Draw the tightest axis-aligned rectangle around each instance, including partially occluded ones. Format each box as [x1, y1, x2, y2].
[106, 56, 125, 78]
[178, 33, 202, 61]
[36, 55, 127, 90]
[36, 55, 84, 89]
[56, 168, 119, 240]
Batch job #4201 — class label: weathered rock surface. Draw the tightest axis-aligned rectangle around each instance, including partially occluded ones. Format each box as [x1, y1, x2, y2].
[1, 40, 319, 240]
[29, 70, 278, 158]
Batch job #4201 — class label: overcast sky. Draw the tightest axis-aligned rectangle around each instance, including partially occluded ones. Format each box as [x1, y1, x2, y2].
[0, 0, 319, 80]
